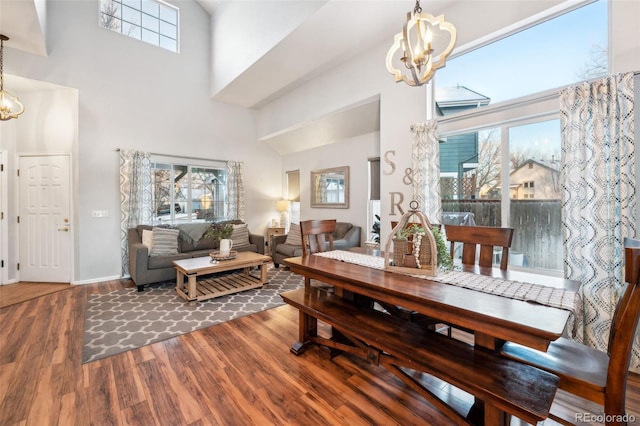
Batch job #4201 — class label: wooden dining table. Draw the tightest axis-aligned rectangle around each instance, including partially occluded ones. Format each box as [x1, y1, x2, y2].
[282, 251, 579, 426]
[285, 253, 578, 352]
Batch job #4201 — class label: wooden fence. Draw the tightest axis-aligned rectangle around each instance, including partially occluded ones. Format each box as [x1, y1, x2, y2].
[442, 199, 563, 271]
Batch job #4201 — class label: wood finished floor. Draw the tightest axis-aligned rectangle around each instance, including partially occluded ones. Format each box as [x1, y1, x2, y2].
[1, 279, 639, 425]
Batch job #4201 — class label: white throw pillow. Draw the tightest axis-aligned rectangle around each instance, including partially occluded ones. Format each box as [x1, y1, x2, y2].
[230, 223, 251, 248]
[285, 224, 302, 246]
[150, 227, 179, 256]
[142, 229, 154, 250]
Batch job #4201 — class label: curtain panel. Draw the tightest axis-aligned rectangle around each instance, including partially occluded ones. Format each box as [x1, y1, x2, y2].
[119, 150, 153, 277]
[560, 72, 637, 366]
[411, 121, 443, 223]
[226, 161, 245, 221]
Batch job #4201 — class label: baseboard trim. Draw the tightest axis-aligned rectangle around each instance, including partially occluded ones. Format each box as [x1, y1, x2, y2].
[71, 274, 124, 285]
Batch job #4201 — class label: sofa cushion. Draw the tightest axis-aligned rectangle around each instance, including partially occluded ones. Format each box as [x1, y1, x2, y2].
[230, 223, 251, 248]
[150, 227, 180, 256]
[285, 224, 302, 245]
[334, 222, 352, 239]
[142, 229, 154, 249]
[135, 224, 154, 241]
[180, 234, 217, 252]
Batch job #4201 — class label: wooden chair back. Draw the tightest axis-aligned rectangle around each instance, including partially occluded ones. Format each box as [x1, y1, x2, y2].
[608, 239, 640, 351]
[501, 244, 640, 424]
[604, 245, 640, 416]
[444, 224, 514, 270]
[300, 219, 337, 256]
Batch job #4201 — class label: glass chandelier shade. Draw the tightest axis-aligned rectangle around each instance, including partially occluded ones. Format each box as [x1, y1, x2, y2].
[386, 1, 457, 87]
[0, 35, 25, 121]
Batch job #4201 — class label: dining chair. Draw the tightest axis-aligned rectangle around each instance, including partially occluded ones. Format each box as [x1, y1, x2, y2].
[444, 224, 515, 270]
[501, 244, 640, 426]
[300, 219, 337, 289]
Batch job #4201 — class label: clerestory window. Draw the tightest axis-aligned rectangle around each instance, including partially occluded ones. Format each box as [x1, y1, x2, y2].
[99, 0, 179, 52]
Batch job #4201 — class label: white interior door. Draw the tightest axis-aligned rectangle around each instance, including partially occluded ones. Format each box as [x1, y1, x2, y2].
[19, 155, 71, 283]
[0, 151, 5, 285]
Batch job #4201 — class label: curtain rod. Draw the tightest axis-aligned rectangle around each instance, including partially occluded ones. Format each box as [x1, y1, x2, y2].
[115, 148, 227, 164]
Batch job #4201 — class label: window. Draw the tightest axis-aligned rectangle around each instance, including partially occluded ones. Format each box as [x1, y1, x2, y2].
[436, 0, 607, 106]
[286, 170, 301, 225]
[435, 1, 606, 274]
[368, 157, 381, 244]
[522, 181, 535, 199]
[100, 0, 179, 52]
[439, 118, 562, 271]
[151, 159, 227, 225]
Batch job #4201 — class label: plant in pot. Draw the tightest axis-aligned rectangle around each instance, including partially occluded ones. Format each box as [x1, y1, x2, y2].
[370, 215, 381, 245]
[204, 223, 233, 242]
[396, 224, 453, 270]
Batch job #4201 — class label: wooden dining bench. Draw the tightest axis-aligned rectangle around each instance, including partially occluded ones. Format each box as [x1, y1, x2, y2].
[281, 287, 560, 426]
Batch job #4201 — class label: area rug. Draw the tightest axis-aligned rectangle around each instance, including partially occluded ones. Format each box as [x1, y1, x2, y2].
[82, 265, 303, 363]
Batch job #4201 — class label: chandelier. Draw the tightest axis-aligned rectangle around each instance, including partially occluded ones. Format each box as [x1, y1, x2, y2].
[0, 35, 25, 121]
[385, 0, 457, 87]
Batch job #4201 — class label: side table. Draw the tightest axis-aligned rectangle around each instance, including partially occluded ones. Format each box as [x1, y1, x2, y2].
[267, 226, 286, 256]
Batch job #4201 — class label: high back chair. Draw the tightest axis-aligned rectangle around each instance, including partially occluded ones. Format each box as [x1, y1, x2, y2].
[444, 224, 514, 270]
[501, 244, 640, 426]
[300, 219, 336, 256]
[300, 219, 337, 289]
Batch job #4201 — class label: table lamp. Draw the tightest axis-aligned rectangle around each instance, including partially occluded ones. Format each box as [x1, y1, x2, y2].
[276, 200, 290, 228]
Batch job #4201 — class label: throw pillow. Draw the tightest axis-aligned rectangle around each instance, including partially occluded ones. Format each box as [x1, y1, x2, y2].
[150, 227, 179, 256]
[285, 224, 302, 246]
[142, 229, 154, 250]
[230, 223, 251, 248]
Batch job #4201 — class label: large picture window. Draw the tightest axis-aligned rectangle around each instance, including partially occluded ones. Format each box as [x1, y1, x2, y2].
[434, 0, 607, 274]
[100, 0, 179, 52]
[439, 118, 562, 271]
[151, 159, 227, 225]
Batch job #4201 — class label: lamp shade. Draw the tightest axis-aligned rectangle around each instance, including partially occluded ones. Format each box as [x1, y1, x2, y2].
[276, 200, 290, 212]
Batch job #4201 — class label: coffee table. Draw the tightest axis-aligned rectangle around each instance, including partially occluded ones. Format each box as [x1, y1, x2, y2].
[173, 251, 271, 304]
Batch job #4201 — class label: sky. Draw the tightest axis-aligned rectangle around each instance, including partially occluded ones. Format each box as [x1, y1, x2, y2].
[437, 0, 608, 105]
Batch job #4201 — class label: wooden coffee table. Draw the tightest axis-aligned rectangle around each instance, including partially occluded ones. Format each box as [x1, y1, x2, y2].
[173, 251, 271, 303]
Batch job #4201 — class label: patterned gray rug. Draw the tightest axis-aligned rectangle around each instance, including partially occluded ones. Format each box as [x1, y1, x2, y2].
[82, 265, 302, 363]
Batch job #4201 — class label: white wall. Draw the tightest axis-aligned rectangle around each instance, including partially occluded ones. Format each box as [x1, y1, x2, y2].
[259, 41, 427, 244]
[282, 131, 379, 236]
[4, 0, 282, 283]
[210, 0, 325, 98]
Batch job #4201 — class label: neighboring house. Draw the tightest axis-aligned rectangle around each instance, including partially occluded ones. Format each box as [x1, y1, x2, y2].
[436, 86, 490, 199]
[486, 159, 561, 200]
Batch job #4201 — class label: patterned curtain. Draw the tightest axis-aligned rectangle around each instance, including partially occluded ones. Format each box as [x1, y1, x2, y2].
[411, 121, 442, 223]
[226, 161, 245, 221]
[119, 150, 153, 276]
[560, 72, 637, 365]
[319, 174, 328, 203]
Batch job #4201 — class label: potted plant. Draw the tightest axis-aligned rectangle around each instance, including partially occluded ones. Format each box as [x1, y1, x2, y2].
[396, 224, 453, 270]
[370, 214, 380, 245]
[204, 223, 233, 241]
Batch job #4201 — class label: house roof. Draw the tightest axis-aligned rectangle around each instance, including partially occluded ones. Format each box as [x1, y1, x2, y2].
[436, 85, 491, 108]
[435, 85, 491, 116]
[485, 159, 561, 193]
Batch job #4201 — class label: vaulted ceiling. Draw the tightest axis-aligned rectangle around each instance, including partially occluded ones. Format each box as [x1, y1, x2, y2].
[1, 0, 566, 108]
[0, 0, 567, 153]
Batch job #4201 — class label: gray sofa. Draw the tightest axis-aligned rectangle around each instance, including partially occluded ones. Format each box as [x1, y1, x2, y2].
[128, 222, 264, 291]
[272, 222, 361, 267]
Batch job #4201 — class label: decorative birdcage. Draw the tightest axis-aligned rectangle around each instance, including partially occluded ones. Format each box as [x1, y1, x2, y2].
[384, 202, 438, 276]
